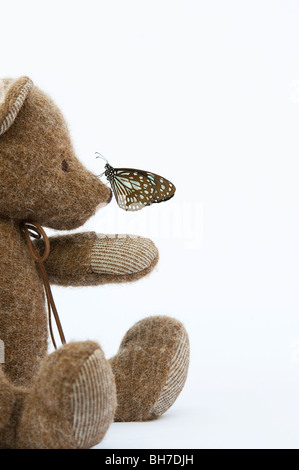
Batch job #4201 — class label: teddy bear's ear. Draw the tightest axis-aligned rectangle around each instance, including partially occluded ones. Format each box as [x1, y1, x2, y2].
[0, 76, 33, 137]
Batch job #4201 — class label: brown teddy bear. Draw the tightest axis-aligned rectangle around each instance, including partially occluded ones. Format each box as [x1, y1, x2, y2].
[0, 76, 190, 449]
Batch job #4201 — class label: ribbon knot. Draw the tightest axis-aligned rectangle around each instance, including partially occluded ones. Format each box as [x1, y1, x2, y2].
[21, 221, 66, 349]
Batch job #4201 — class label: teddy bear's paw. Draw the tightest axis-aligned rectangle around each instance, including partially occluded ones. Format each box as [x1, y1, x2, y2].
[17, 341, 117, 449]
[90, 234, 159, 281]
[110, 316, 190, 422]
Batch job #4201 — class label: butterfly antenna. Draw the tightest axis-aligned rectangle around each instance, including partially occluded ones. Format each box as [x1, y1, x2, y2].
[95, 152, 109, 163]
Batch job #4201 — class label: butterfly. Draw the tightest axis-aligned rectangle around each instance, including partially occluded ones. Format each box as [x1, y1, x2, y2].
[96, 153, 176, 211]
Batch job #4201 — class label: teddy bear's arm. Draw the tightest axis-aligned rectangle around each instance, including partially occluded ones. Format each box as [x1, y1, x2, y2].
[34, 232, 158, 286]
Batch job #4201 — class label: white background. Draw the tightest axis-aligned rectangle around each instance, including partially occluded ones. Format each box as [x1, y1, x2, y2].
[1, 0, 299, 449]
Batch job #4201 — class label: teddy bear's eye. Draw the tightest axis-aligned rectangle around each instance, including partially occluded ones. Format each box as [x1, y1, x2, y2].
[61, 159, 68, 172]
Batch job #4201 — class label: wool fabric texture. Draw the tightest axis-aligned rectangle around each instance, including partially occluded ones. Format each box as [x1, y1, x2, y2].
[110, 316, 190, 422]
[0, 76, 190, 448]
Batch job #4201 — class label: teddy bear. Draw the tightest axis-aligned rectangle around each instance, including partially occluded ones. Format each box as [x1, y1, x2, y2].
[0, 76, 190, 449]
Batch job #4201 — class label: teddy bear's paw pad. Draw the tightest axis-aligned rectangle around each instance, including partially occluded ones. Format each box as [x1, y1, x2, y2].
[91, 234, 158, 275]
[152, 326, 189, 418]
[71, 348, 117, 448]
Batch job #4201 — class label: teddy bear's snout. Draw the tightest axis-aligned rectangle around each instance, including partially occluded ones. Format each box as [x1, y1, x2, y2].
[99, 185, 113, 208]
[107, 188, 113, 204]
[92, 175, 113, 210]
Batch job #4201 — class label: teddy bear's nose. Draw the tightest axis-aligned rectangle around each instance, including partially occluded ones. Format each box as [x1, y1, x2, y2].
[107, 188, 113, 204]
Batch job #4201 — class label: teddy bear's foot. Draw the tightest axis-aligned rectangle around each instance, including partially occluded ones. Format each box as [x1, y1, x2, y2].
[17, 341, 117, 449]
[110, 316, 190, 422]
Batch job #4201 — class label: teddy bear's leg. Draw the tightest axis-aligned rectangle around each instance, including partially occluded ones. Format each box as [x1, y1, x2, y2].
[110, 316, 190, 422]
[15, 341, 117, 449]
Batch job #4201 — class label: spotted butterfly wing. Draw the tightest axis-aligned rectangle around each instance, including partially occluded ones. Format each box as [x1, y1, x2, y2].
[104, 164, 176, 211]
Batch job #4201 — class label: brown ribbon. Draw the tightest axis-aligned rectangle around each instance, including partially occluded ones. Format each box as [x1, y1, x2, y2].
[20, 221, 66, 349]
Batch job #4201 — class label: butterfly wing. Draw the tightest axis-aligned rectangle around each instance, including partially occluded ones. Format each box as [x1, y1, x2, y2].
[109, 169, 155, 211]
[144, 171, 176, 204]
[108, 168, 176, 211]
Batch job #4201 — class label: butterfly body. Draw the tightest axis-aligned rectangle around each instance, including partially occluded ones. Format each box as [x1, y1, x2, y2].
[103, 163, 176, 211]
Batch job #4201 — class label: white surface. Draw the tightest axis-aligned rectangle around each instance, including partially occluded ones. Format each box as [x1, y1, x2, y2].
[1, 0, 299, 449]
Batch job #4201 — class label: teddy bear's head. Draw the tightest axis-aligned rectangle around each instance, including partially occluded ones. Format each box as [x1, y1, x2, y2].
[0, 76, 112, 230]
